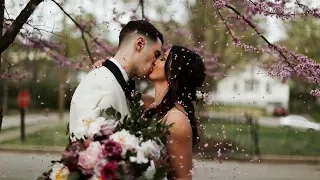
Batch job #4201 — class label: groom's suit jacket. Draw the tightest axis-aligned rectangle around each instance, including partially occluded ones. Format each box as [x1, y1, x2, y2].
[69, 58, 130, 139]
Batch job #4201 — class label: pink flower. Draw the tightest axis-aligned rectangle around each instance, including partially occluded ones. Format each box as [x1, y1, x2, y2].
[103, 140, 122, 160]
[100, 120, 117, 136]
[93, 159, 108, 178]
[101, 161, 118, 180]
[62, 141, 85, 172]
[78, 142, 103, 174]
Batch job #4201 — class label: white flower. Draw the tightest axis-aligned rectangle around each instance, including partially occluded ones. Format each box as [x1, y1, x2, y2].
[109, 129, 140, 156]
[72, 110, 118, 141]
[129, 140, 161, 165]
[129, 149, 149, 164]
[49, 163, 69, 180]
[73, 125, 88, 141]
[87, 117, 107, 139]
[73, 111, 98, 140]
[140, 140, 161, 159]
[196, 90, 203, 99]
[139, 100, 144, 106]
[89, 176, 101, 180]
[144, 160, 156, 179]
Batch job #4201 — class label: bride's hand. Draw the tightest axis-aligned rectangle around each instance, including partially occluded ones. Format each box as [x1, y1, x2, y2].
[92, 58, 109, 69]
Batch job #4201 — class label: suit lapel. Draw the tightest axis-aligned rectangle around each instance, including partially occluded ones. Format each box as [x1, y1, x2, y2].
[103, 60, 134, 102]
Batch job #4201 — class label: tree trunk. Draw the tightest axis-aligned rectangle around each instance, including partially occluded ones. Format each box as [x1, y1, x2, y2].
[0, 0, 43, 52]
[2, 80, 8, 115]
[0, 0, 5, 132]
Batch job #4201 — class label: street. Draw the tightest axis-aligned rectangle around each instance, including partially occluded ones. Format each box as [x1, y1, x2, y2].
[0, 152, 319, 180]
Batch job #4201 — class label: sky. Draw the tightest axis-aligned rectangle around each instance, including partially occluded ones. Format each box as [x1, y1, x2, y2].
[5, 0, 320, 45]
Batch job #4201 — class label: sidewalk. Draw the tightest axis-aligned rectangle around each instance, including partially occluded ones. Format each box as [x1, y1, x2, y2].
[0, 120, 67, 142]
[0, 144, 319, 165]
[1, 111, 69, 129]
[0, 112, 69, 143]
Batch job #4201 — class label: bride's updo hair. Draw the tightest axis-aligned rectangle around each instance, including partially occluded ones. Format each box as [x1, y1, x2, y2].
[156, 45, 206, 146]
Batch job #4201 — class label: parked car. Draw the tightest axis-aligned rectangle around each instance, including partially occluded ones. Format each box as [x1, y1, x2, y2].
[279, 115, 320, 131]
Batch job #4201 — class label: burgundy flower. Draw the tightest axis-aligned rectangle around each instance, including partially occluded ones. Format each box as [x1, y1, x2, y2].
[103, 140, 122, 160]
[100, 161, 118, 180]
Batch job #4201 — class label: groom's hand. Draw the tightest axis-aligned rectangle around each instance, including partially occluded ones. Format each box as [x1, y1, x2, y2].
[92, 58, 109, 69]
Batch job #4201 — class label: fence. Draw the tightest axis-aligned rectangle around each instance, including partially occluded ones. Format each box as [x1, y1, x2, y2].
[196, 113, 320, 158]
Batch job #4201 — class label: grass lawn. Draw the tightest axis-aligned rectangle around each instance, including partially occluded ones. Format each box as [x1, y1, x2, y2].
[202, 120, 320, 156]
[2, 120, 320, 157]
[206, 104, 266, 116]
[1, 123, 69, 146]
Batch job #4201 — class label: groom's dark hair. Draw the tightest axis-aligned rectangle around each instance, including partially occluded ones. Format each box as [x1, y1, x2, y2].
[118, 20, 163, 47]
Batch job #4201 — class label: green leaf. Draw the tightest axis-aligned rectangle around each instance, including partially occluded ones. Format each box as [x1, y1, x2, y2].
[152, 165, 168, 180]
[105, 106, 116, 116]
[116, 112, 122, 120]
[134, 93, 142, 103]
[67, 172, 81, 180]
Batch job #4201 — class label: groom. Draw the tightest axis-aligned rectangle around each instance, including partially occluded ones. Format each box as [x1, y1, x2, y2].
[69, 20, 163, 140]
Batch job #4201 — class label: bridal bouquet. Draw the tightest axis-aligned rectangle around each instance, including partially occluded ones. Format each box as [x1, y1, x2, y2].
[38, 93, 171, 180]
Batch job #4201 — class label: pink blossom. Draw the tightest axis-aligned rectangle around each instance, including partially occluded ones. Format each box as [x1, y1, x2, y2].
[78, 141, 104, 174]
[310, 89, 320, 97]
[214, 0, 228, 9]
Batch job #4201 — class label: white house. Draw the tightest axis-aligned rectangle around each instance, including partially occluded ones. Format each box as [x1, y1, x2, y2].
[211, 63, 290, 111]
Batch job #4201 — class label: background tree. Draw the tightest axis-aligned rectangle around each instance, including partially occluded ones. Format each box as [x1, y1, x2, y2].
[188, 0, 266, 91]
[1, 0, 320, 131]
[279, 16, 320, 113]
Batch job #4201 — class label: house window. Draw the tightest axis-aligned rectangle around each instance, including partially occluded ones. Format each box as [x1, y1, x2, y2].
[233, 83, 238, 92]
[245, 79, 259, 92]
[266, 83, 271, 94]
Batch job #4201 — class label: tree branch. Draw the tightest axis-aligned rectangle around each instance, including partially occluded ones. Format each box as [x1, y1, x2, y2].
[81, 31, 94, 64]
[51, 0, 114, 64]
[5, 18, 65, 38]
[0, 0, 43, 53]
[218, 3, 291, 63]
[216, 1, 320, 87]
[1, 55, 11, 69]
[140, 0, 145, 19]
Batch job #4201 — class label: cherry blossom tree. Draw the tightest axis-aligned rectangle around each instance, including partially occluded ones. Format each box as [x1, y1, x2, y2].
[1, 0, 320, 131]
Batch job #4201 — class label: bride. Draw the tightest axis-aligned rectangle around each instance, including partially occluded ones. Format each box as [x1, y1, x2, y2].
[95, 45, 205, 180]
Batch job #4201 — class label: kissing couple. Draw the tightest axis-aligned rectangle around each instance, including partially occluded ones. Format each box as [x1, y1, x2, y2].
[69, 20, 206, 180]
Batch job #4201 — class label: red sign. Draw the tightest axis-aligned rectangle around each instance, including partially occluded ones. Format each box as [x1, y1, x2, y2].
[18, 90, 31, 109]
